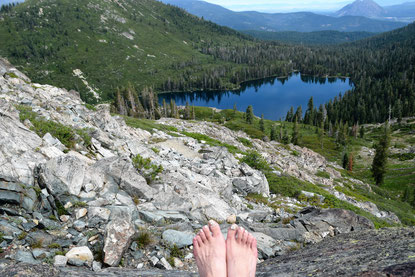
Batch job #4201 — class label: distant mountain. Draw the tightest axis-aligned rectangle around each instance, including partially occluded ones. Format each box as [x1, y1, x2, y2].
[161, 0, 406, 33]
[335, 0, 386, 18]
[243, 30, 376, 45]
[384, 1, 415, 18]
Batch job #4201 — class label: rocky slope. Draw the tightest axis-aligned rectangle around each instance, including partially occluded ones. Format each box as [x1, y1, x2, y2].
[0, 57, 409, 274]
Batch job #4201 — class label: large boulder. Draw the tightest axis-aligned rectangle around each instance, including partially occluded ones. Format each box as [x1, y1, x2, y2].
[162, 230, 194, 249]
[37, 155, 87, 197]
[86, 156, 155, 201]
[103, 219, 136, 267]
[294, 208, 375, 244]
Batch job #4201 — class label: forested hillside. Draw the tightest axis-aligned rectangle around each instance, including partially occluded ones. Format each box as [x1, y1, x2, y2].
[242, 30, 375, 45]
[0, 0, 291, 102]
[0, 0, 414, 125]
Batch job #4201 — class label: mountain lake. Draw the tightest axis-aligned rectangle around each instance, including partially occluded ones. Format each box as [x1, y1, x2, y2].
[158, 72, 353, 120]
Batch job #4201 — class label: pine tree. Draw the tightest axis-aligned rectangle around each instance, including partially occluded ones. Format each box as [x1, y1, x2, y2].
[270, 125, 277, 141]
[295, 106, 303, 123]
[348, 154, 354, 172]
[371, 122, 391, 186]
[233, 103, 237, 115]
[343, 152, 349, 169]
[291, 118, 299, 145]
[285, 106, 294, 122]
[259, 114, 265, 132]
[282, 128, 290, 144]
[304, 96, 314, 125]
[246, 105, 254, 124]
[162, 99, 167, 117]
[360, 125, 365, 139]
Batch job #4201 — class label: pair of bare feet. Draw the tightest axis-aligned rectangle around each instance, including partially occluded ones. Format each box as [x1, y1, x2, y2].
[193, 220, 258, 277]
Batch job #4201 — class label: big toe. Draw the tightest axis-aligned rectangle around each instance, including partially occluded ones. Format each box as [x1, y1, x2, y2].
[209, 220, 223, 238]
[227, 224, 238, 241]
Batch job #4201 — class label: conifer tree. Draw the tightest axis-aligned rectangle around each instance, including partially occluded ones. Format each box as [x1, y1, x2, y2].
[162, 99, 167, 117]
[246, 105, 254, 124]
[360, 125, 365, 139]
[371, 122, 391, 186]
[282, 126, 290, 144]
[259, 114, 265, 132]
[304, 96, 314, 125]
[343, 152, 349, 169]
[295, 106, 303, 123]
[233, 103, 237, 115]
[270, 125, 277, 141]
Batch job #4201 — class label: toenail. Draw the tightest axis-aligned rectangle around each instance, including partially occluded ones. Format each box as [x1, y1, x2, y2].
[203, 225, 209, 229]
[240, 227, 244, 231]
[209, 219, 217, 226]
[231, 224, 238, 230]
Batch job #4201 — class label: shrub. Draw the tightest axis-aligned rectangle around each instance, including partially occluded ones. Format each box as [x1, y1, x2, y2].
[17, 231, 28, 240]
[135, 231, 153, 249]
[237, 137, 253, 147]
[241, 151, 269, 171]
[132, 154, 163, 183]
[316, 171, 330, 179]
[48, 243, 61, 249]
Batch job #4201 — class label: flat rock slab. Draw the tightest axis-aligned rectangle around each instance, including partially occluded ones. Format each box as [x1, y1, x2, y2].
[257, 227, 415, 276]
[0, 264, 197, 276]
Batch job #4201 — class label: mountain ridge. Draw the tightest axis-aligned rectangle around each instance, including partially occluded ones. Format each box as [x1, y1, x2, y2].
[160, 0, 407, 32]
[335, 0, 386, 18]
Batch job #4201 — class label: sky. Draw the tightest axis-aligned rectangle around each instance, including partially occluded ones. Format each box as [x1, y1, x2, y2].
[203, 0, 410, 12]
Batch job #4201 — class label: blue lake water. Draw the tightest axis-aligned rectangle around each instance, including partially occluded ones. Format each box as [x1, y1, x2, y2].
[158, 73, 353, 120]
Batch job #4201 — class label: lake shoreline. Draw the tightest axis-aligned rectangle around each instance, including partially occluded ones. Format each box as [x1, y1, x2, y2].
[157, 71, 352, 95]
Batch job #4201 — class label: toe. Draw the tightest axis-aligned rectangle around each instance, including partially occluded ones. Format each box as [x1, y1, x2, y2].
[251, 237, 258, 256]
[208, 220, 222, 238]
[236, 226, 245, 243]
[196, 235, 204, 247]
[247, 233, 253, 246]
[241, 229, 248, 244]
[227, 224, 238, 241]
[193, 237, 199, 255]
[199, 228, 208, 243]
[203, 225, 213, 240]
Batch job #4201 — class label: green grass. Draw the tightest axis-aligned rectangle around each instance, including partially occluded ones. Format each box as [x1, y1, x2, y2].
[123, 116, 178, 134]
[316, 171, 331, 179]
[16, 105, 92, 149]
[181, 131, 241, 154]
[135, 231, 153, 249]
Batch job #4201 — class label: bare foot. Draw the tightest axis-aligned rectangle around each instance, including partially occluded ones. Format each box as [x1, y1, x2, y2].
[193, 220, 227, 277]
[226, 224, 258, 277]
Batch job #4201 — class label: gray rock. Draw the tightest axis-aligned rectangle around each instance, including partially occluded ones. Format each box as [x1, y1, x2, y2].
[149, 256, 159, 267]
[92, 261, 102, 272]
[22, 221, 37, 232]
[103, 219, 136, 267]
[73, 220, 86, 231]
[15, 250, 39, 264]
[38, 155, 87, 197]
[32, 249, 49, 259]
[162, 230, 194, 249]
[65, 246, 93, 265]
[54, 255, 68, 267]
[132, 250, 144, 260]
[157, 257, 173, 270]
[0, 190, 21, 205]
[0, 219, 22, 236]
[139, 210, 164, 225]
[252, 232, 278, 259]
